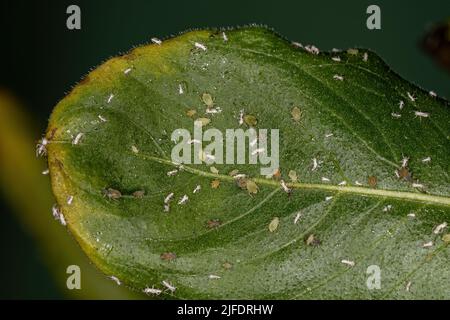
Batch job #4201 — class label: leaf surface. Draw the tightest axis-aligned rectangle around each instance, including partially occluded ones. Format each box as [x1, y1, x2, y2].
[46, 27, 450, 299]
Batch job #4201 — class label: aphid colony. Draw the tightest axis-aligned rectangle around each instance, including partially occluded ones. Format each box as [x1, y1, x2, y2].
[39, 31, 446, 298]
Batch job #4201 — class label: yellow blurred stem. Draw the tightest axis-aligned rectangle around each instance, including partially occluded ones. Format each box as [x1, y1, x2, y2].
[0, 90, 140, 299]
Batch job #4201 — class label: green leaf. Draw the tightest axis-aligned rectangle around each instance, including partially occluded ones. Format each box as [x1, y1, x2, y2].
[45, 26, 450, 299]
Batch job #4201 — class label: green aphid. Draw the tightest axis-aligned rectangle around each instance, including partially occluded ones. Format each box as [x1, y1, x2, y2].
[288, 170, 298, 182]
[268, 217, 280, 232]
[202, 93, 214, 107]
[244, 114, 258, 127]
[246, 179, 258, 194]
[291, 107, 302, 122]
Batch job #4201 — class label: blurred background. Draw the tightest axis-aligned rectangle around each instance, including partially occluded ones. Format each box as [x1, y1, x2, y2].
[0, 0, 448, 299]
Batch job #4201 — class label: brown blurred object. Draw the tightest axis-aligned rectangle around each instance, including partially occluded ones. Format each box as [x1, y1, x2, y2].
[422, 19, 450, 73]
[0, 89, 141, 299]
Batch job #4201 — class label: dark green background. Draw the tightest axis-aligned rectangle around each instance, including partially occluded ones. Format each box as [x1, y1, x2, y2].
[0, 0, 448, 299]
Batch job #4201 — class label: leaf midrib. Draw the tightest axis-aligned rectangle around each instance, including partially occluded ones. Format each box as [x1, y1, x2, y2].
[136, 153, 450, 207]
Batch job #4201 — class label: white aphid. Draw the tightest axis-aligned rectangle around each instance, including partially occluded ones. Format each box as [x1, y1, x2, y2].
[59, 214, 66, 226]
[304, 45, 319, 54]
[414, 111, 429, 118]
[412, 183, 424, 189]
[178, 84, 184, 94]
[401, 156, 409, 168]
[107, 94, 114, 103]
[208, 274, 221, 279]
[98, 115, 107, 122]
[51, 204, 61, 220]
[167, 169, 178, 176]
[280, 180, 291, 193]
[42, 169, 49, 175]
[164, 192, 174, 204]
[399, 100, 404, 109]
[294, 212, 302, 224]
[383, 205, 393, 212]
[333, 74, 344, 81]
[406, 281, 412, 292]
[162, 280, 176, 292]
[36, 138, 48, 157]
[164, 204, 170, 212]
[238, 109, 244, 125]
[143, 287, 162, 295]
[222, 32, 228, 42]
[311, 158, 320, 171]
[433, 222, 447, 234]
[429, 91, 437, 98]
[194, 42, 207, 51]
[325, 196, 333, 201]
[354, 181, 363, 186]
[124, 68, 132, 75]
[341, 259, 355, 267]
[407, 213, 416, 218]
[363, 52, 368, 62]
[52, 204, 66, 226]
[193, 185, 201, 194]
[72, 133, 84, 145]
[291, 42, 303, 48]
[321, 177, 330, 182]
[325, 133, 334, 138]
[407, 92, 416, 102]
[421, 157, 431, 163]
[109, 276, 121, 286]
[251, 148, 265, 155]
[205, 107, 222, 114]
[151, 37, 162, 45]
[391, 112, 401, 118]
[178, 195, 189, 205]
[422, 241, 433, 248]
[67, 195, 74, 205]
[338, 181, 347, 186]
[331, 56, 341, 62]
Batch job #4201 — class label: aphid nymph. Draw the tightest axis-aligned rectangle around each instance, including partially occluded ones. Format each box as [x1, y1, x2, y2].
[162, 280, 176, 293]
[103, 188, 122, 200]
